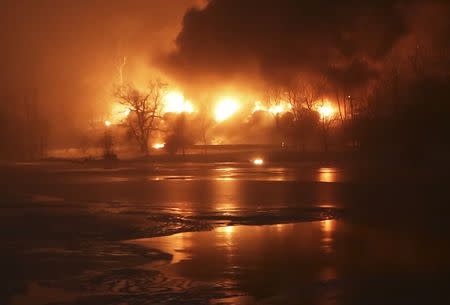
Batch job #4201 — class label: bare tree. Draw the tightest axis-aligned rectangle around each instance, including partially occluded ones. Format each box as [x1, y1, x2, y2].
[263, 86, 284, 144]
[280, 81, 323, 152]
[114, 80, 166, 155]
[315, 99, 338, 153]
[198, 101, 214, 155]
[285, 78, 326, 117]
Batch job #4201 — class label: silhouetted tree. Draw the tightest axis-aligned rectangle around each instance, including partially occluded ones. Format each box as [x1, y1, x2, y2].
[284, 80, 323, 151]
[263, 86, 285, 145]
[164, 113, 195, 157]
[197, 103, 214, 155]
[114, 80, 166, 155]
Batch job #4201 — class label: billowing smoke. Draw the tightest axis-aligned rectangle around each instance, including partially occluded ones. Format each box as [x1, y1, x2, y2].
[168, 0, 448, 89]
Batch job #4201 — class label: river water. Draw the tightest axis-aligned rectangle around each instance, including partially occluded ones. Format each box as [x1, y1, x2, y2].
[1, 161, 449, 305]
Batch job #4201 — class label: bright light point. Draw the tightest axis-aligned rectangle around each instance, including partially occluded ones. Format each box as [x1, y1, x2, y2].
[317, 104, 335, 119]
[253, 158, 264, 165]
[164, 91, 194, 113]
[253, 101, 266, 113]
[215, 97, 240, 122]
[104, 120, 111, 127]
[152, 143, 165, 149]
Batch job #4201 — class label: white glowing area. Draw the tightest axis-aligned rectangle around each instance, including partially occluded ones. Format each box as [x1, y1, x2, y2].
[317, 103, 335, 119]
[215, 97, 240, 122]
[269, 102, 291, 115]
[253, 158, 264, 165]
[253, 101, 292, 115]
[152, 143, 165, 149]
[253, 101, 265, 112]
[104, 120, 112, 127]
[164, 91, 194, 114]
[111, 103, 131, 123]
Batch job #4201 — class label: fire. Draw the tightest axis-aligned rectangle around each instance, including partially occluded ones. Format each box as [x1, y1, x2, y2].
[253, 158, 264, 165]
[253, 101, 266, 112]
[164, 91, 194, 114]
[215, 97, 240, 122]
[104, 120, 112, 127]
[152, 143, 165, 149]
[317, 103, 335, 119]
[253, 101, 292, 115]
[269, 102, 291, 115]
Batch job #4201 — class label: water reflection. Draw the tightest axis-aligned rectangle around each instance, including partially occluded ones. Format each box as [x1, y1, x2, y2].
[219, 225, 235, 235]
[133, 222, 338, 303]
[131, 220, 450, 305]
[317, 167, 339, 183]
[320, 219, 335, 254]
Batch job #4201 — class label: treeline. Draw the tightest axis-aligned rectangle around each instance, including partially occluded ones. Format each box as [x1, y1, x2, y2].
[263, 45, 450, 162]
[0, 90, 49, 160]
[109, 44, 449, 161]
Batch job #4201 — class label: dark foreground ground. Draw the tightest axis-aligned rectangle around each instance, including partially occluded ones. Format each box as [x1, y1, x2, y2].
[1, 161, 449, 305]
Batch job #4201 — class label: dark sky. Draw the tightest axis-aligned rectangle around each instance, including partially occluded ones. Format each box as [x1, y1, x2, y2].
[1, 0, 449, 144]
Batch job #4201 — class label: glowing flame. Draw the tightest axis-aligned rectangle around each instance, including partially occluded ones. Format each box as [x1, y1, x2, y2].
[253, 101, 266, 112]
[317, 103, 335, 119]
[253, 101, 292, 115]
[215, 97, 240, 122]
[104, 120, 112, 127]
[110, 103, 131, 123]
[269, 102, 291, 115]
[164, 91, 194, 114]
[253, 158, 264, 165]
[152, 143, 165, 149]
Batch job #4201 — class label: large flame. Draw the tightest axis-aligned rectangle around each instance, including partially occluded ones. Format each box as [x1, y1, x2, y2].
[164, 91, 194, 114]
[317, 102, 336, 119]
[253, 101, 292, 115]
[268, 102, 291, 115]
[215, 97, 240, 122]
[152, 143, 165, 149]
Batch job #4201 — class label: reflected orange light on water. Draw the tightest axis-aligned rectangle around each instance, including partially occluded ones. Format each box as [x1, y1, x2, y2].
[219, 225, 235, 235]
[321, 219, 335, 233]
[318, 167, 337, 182]
[253, 158, 264, 165]
[320, 219, 336, 255]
